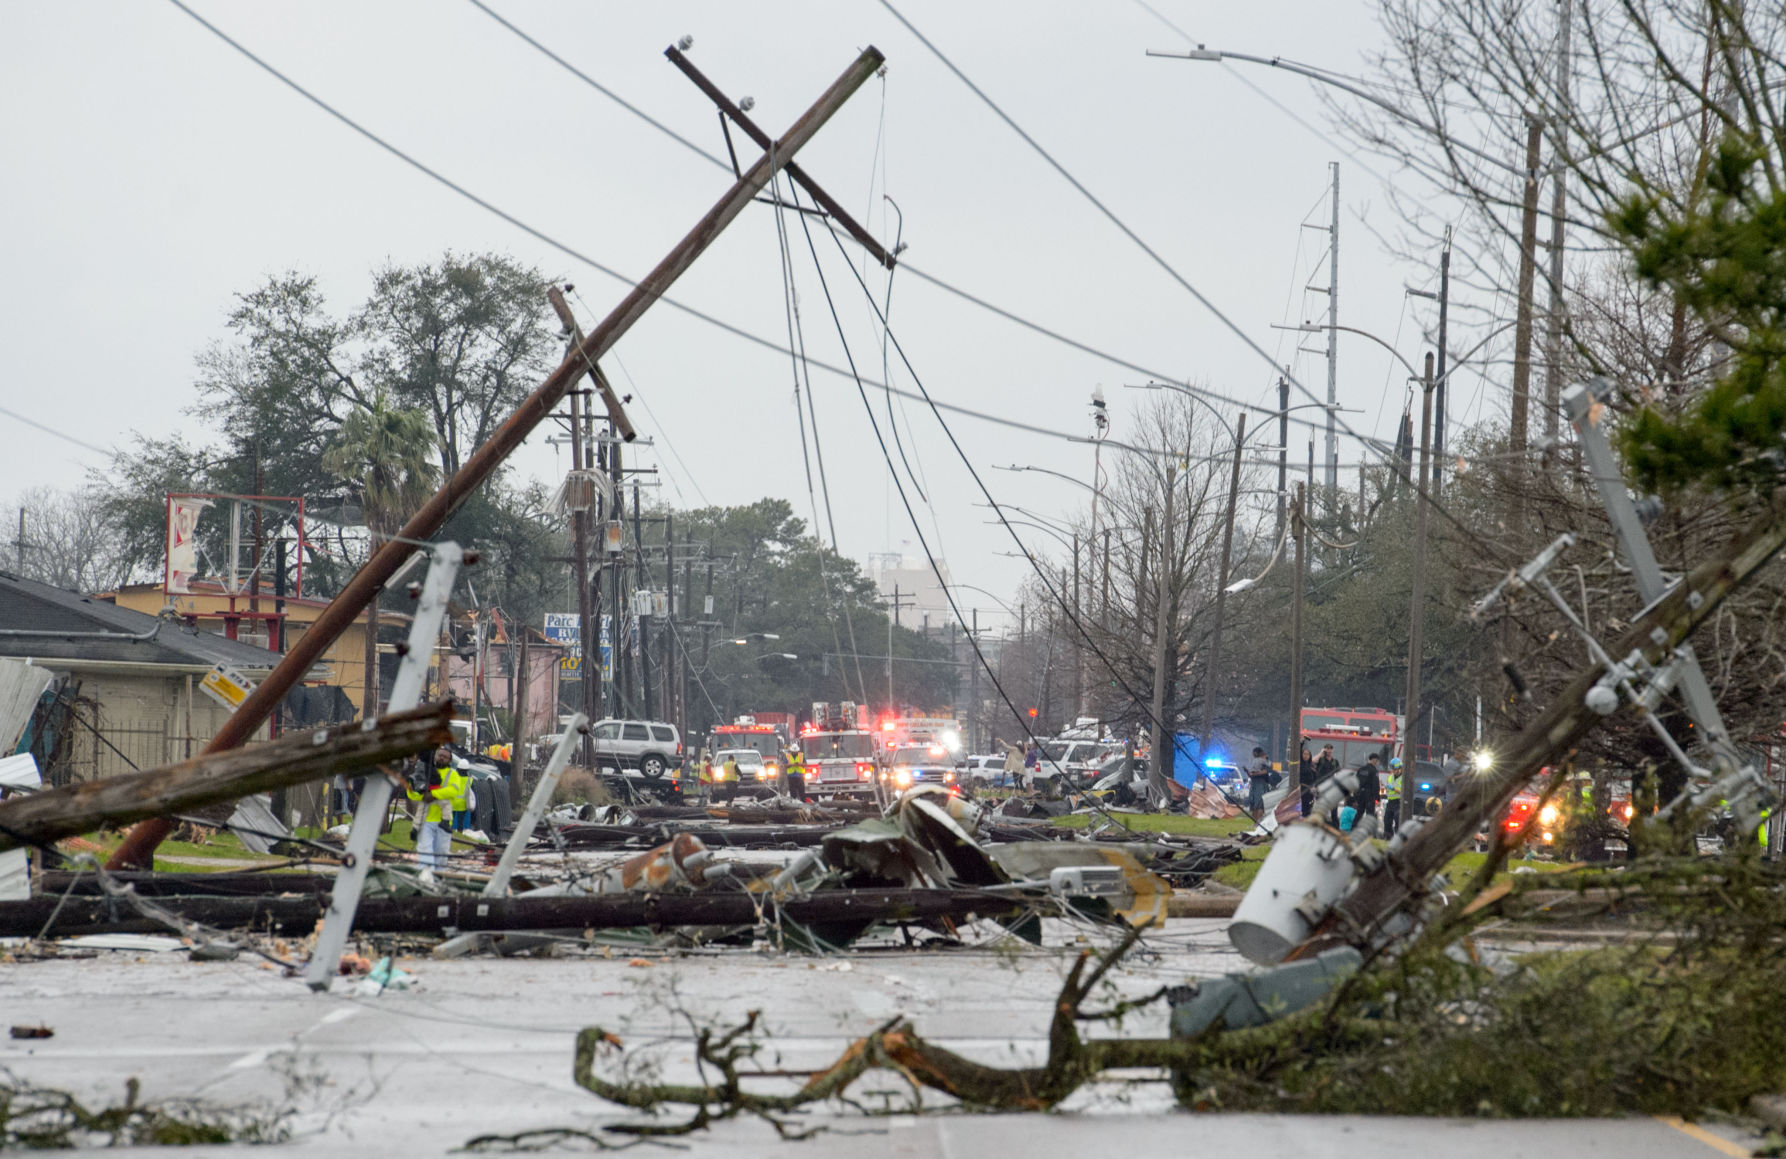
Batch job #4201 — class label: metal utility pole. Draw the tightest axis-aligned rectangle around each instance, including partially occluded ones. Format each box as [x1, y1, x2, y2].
[968, 608, 981, 751]
[1201, 412, 1246, 757]
[107, 43, 885, 870]
[1072, 537, 1083, 719]
[1402, 353, 1435, 765]
[1286, 483, 1305, 780]
[885, 585, 914, 712]
[1510, 118, 1544, 453]
[1542, 1, 1573, 443]
[1148, 465, 1177, 806]
[1324, 162, 1340, 498]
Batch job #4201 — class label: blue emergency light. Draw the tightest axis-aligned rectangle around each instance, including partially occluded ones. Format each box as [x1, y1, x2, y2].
[1419, 782, 1432, 791]
[1205, 756, 1222, 768]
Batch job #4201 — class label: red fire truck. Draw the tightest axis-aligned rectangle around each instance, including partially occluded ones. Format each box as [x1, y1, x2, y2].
[1299, 706, 1400, 771]
[707, 717, 790, 762]
[800, 701, 880, 799]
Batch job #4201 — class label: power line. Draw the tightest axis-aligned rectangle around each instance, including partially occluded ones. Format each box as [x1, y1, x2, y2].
[461, 0, 1381, 449]
[0, 404, 114, 457]
[809, 207, 1203, 765]
[180, 0, 1335, 462]
[876, 0, 1505, 561]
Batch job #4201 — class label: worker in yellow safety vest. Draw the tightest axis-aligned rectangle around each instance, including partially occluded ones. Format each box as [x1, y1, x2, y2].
[1383, 758, 1404, 838]
[784, 750, 807, 799]
[407, 748, 465, 879]
[695, 747, 715, 804]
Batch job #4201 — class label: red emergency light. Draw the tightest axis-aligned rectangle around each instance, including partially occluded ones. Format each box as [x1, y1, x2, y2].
[881, 719, 897, 732]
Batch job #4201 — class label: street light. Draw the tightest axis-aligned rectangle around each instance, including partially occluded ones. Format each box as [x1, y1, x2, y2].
[1146, 45, 1523, 178]
[729, 633, 781, 644]
[753, 652, 798, 662]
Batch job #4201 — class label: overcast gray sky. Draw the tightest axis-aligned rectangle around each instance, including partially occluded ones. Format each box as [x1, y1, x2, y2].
[0, 1, 1503, 627]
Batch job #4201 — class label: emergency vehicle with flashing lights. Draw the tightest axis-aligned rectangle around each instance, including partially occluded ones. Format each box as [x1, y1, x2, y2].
[882, 742, 963, 794]
[799, 701, 881, 799]
[1494, 770, 1636, 852]
[877, 715, 965, 757]
[707, 717, 788, 768]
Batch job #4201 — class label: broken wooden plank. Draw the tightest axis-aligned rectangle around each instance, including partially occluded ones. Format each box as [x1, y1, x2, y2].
[0, 701, 454, 852]
[0, 886, 1028, 939]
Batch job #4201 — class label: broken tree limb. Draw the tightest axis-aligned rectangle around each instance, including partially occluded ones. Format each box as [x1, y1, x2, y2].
[569, 921, 1160, 1133]
[0, 702, 453, 853]
[0, 886, 1030, 940]
[106, 43, 888, 870]
[1321, 497, 1786, 950]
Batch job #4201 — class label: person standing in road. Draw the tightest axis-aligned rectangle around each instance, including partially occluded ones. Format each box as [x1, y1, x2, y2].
[407, 748, 462, 884]
[1354, 752, 1384, 827]
[1245, 746, 1272, 820]
[1001, 740, 1025, 789]
[1383, 757, 1405, 837]
[783, 749, 807, 800]
[1298, 743, 1316, 817]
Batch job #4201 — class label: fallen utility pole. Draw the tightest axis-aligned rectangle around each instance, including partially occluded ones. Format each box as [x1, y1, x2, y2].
[108, 42, 888, 870]
[0, 701, 452, 853]
[484, 716, 585, 898]
[0, 886, 1027, 940]
[1316, 496, 1786, 950]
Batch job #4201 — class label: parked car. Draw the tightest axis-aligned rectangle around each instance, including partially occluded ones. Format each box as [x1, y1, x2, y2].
[964, 754, 1010, 787]
[531, 719, 686, 804]
[534, 719, 682, 778]
[1043, 739, 1120, 786]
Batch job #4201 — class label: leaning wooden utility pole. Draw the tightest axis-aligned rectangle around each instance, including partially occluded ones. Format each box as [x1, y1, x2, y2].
[108, 43, 888, 870]
[1508, 118, 1543, 453]
[1401, 353, 1434, 767]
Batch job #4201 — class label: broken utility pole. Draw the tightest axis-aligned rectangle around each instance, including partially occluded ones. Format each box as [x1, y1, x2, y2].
[1320, 495, 1786, 951]
[2, 887, 1028, 941]
[108, 42, 888, 870]
[0, 701, 452, 854]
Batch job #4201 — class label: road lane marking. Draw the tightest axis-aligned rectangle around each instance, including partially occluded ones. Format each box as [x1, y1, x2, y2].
[1654, 1114, 1755, 1158]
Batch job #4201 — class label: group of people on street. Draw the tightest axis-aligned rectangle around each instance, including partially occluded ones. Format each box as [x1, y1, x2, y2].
[1291, 742, 1404, 836]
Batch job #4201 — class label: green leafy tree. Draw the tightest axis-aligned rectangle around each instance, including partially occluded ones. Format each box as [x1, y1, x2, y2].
[320, 394, 440, 539]
[1616, 139, 1786, 492]
[357, 254, 557, 477]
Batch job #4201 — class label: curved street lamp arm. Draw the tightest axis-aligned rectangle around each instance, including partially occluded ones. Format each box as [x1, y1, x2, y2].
[1148, 47, 1522, 178]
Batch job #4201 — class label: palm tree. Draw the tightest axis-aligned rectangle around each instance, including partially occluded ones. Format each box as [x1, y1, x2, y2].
[323, 394, 440, 716]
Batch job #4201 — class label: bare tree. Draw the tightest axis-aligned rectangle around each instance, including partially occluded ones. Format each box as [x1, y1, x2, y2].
[995, 392, 1267, 788]
[6, 485, 133, 593]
